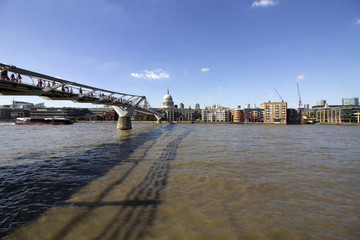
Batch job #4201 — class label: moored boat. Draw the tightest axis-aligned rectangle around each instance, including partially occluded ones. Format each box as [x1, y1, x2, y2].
[16, 117, 73, 125]
[303, 117, 316, 124]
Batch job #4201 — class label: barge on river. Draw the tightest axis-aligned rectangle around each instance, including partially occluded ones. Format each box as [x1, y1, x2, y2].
[16, 117, 73, 125]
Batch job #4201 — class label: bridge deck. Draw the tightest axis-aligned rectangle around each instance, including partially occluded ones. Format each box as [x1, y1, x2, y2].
[0, 63, 162, 118]
[0, 78, 133, 105]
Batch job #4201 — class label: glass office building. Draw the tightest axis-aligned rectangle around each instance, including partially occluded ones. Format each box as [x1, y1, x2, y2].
[342, 98, 359, 106]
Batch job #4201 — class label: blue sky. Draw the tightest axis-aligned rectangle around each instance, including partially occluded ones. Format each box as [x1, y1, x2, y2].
[1, 0, 359, 108]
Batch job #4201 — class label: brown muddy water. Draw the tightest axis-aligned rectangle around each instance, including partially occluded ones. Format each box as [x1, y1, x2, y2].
[0, 123, 359, 239]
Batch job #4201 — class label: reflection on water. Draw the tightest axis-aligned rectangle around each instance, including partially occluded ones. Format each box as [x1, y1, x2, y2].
[1, 123, 360, 239]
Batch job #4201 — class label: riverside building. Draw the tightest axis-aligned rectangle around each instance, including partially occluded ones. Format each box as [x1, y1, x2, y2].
[0, 100, 43, 121]
[202, 105, 230, 122]
[166, 107, 199, 122]
[31, 107, 91, 120]
[244, 108, 264, 123]
[306, 105, 360, 124]
[287, 108, 303, 124]
[261, 101, 287, 124]
[30, 107, 118, 121]
[230, 109, 244, 123]
[230, 108, 264, 123]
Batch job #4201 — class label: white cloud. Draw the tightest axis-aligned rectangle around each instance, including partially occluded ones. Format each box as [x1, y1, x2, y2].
[201, 67, 210, 72]
[356, 19, 360, 25]
[251, 0, 278, 8]
[130, 73, 143, 78]
[297, 75, 305, 80]
[130, 69, 170, 80]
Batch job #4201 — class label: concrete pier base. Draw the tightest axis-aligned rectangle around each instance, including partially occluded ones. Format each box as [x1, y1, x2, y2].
[117, 116, 132, 130]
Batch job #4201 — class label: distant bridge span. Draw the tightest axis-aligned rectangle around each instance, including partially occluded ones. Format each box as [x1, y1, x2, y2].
[0, 63, 164, 130]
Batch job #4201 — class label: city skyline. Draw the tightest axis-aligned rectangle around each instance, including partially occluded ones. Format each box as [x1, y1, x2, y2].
[1, 0, 359, 108]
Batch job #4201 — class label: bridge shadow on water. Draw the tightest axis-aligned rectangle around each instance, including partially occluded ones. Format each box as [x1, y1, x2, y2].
[55, 127, 192, 240]
[0, 124, 192, 239]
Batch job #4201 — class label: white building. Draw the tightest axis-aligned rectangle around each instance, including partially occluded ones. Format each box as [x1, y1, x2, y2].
[202, 105, 230, 122]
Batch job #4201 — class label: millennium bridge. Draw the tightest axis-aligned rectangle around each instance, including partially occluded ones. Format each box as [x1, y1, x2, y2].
[0, 63, 164, 130]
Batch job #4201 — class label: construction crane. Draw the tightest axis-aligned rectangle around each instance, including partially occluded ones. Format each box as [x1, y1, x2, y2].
[273, 87, 284, 102]
[297, 83, 303, 108]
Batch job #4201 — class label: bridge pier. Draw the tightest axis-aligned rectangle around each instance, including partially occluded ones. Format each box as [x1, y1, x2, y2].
[155, 115, 162, 124]
[117, 116, 132, 130]
[113, 101, 164, 130]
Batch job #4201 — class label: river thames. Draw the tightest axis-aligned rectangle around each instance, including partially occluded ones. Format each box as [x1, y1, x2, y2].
[1, 123, 359, 239]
